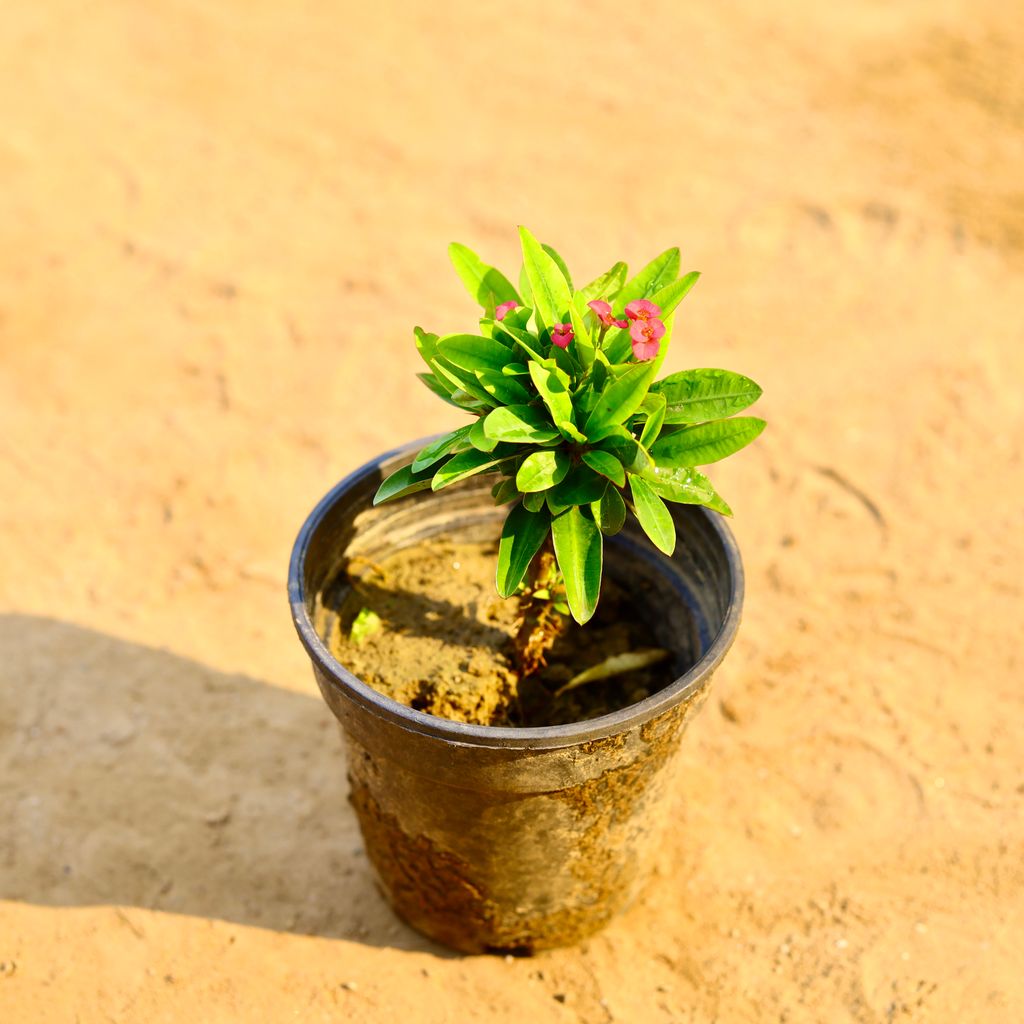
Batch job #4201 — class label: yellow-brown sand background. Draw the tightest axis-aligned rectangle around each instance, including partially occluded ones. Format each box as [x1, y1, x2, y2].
[1, 1, 1022, 1021]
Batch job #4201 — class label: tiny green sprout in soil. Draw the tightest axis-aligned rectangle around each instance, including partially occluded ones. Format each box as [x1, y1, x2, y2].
[373, 226, 765, 683]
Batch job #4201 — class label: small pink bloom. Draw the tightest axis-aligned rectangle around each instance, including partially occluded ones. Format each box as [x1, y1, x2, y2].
[630, 317, 665, 360]
[587, 299, 628, 329]
[495, 300, 518, 321]
[550, 323, 574, 349]
[625, 299, 661, 322]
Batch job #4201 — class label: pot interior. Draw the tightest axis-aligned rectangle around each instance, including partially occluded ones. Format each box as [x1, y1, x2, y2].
[299, 448, 737, 689]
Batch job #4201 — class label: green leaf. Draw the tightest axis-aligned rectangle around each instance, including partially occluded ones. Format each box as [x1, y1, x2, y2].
[416, 372, 460, 406]
[648, 271, 700, 320]
[349, 607, 382, 644]
[587, 350, 611, 393]
[516, 449, 571, 492]
[528, 361, 579, 441]
[468, 416, 499, 452]
[412, 425, 474, 471]
[449, 389, 488, 411]
[645, 298, 683, 378]
[616, 247, 681, 308]
[546, 466, 608, 516]
[501, 361, 530, 377]
[652, 369, 764, 424]
[436, 333, 514, 374]
[373, 463, 435, 505]
[430, 358, 497, 408]
[592, 486, 626, 535]
[483, 405, 560, 444]
[431, 449, 512, 491]
[641, 464, 715, 503]
[476, 318, 517, 347]
[414, 327, 440, 371]
[493, 320, 546, 362]
[638, 393, 667, 449]
[492, 321, 532, 345]
[628, 475, 676, 555]
[551, 507, 603, 624]
[519, 226, 571, 330]
[600, 324, 631, 364]
[631, 442, 654, 474]
[576, 387, 601, 425]
[500, 306, 533, 331]
[593, 423, 634, 446]
[518, 263, 533, 310]
[492, 477, 519, 505]
[448, 242, 519, 311]
[542, 243, 573, 291]
[568, 293, 596, 369]
[514, 336, 548, 365]
[583, 360, 658, 440]
[582, 450, 626, 487]
[597, 430, 654, 474]
[577, 261, 628, 306]
[475, 368, 530, 405]
[523, 489, 547, 513]
[650, 417, 766, 466]
[703, 482, 734, 516]
[560, 420, 588, 443]
[642, 467, 732, 515]
[496, 503, 552, 598]
[549, 339, 580, 379]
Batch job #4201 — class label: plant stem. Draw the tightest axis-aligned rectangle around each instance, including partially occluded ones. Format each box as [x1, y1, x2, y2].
[512, 535, 565, 678]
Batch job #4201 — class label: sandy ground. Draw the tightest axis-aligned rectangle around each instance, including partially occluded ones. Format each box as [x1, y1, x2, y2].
[1, 1, 1022, 1021]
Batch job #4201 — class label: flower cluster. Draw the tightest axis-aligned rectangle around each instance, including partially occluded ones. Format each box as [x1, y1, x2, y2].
[588, 298, 667, 361]
[374, 228, 765, 624]
[500, 292, 668, 362]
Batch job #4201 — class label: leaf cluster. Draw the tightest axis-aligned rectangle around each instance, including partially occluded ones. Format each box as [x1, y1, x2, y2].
[375, 227, 765, 624]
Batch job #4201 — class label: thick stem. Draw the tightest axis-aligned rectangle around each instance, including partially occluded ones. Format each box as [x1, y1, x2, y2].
[511, 535, 565, 678]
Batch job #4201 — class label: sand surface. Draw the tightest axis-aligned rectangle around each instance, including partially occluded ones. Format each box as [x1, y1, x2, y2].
[1, 1, 1022, 1021]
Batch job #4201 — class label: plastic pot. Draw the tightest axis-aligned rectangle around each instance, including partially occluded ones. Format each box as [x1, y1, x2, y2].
[288, 440, 743, 954]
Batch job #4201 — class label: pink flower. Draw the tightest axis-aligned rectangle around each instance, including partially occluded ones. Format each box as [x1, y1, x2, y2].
[495, 300, 518, 321]
[550, 323, 574, 349]
[587, 299, 628, 329]
[625, 299, 661, 323]
[630, 317, 665, 360]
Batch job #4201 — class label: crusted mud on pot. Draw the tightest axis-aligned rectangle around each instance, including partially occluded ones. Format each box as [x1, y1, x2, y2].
[348, 762, 670, 951]
[321, 534, 694, 727]
[349, 779, 636, 954]
[342, 694, 715, 954]
[562, 695, 705, 823]
[346, 778, 626, 954]
[345, 777, 503, 952]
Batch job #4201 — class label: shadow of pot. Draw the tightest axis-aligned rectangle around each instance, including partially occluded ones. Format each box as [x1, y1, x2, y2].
[288, 440, 743, 954]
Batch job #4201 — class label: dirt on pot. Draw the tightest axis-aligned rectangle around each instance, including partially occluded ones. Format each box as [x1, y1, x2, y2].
[323, 535, 686, 727]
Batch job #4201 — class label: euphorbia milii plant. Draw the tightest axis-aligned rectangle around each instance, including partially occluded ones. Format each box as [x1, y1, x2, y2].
[374, 227, 764, 672]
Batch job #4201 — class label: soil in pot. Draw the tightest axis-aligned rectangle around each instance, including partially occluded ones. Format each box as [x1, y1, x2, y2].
[320, 533, 698, 727]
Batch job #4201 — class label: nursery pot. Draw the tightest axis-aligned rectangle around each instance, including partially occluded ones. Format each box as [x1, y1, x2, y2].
[288, 440, 744, 954]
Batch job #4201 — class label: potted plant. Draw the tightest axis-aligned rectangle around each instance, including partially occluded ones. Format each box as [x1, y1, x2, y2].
[288, 228, 764, 953]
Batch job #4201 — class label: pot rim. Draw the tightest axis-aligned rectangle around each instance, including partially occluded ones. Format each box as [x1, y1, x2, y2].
[288, 439, 745, 750]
